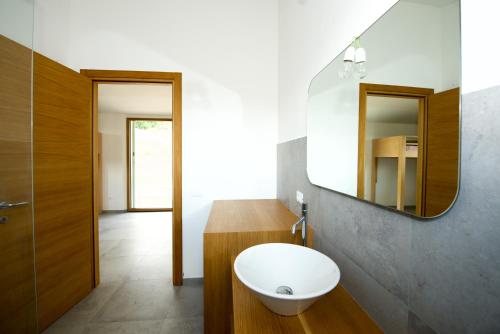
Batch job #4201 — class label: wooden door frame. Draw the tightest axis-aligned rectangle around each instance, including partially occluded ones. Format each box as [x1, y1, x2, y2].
[357, 83, 434, 215]
[126, 117, 173, 212]
[80, 70, 183, 286]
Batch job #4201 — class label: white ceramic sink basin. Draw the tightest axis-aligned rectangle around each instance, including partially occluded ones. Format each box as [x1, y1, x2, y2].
[234, 243, 340, 316]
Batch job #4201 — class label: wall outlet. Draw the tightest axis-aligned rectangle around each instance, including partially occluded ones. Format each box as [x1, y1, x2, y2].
[296, 190, 304, 204]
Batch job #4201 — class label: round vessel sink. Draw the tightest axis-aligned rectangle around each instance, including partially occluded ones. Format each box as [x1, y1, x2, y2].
[234, 243, 340, 316]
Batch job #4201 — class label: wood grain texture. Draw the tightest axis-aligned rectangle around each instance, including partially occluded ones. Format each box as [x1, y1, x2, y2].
[80, 70, 182, 83]
[91, 82, 100, 286]
[34, 52, 93, 330]
[424, 88, 460, 216]
[82, 70, 183, 285]
[0, 34, 38, 334]
[416, 99, 426, 215]
[372, 136, 405, 158]
[171, 74, 183, 286]
[204, 200, 312, 334]
[204, 199, 300, 233]
[232, 260, 382, 334]
[357, 84, 368, 198]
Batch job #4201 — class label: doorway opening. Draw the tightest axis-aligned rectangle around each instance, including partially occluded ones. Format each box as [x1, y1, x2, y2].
[127, 118, 173, 212]
[81, 70, 183, 286]
[365, 95, 421, 214]
[357, 83, 434, 216]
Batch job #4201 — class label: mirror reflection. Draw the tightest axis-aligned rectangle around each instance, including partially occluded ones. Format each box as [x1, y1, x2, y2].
[307, 0, 460, 218]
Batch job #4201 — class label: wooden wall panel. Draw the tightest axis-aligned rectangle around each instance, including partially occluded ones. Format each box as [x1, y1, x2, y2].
[0, 35, 38, 334]
[33, 52, 93, 330]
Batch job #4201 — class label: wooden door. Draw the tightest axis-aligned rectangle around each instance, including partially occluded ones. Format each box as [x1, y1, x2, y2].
[33, 52, 93, 330]
[0, 35, 38, 334]
[97, 133, 103, 214]
[424, 88, 460, 216]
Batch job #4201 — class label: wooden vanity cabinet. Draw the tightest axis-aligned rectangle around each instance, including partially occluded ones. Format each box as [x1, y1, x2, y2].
[203, 199, 310, 334]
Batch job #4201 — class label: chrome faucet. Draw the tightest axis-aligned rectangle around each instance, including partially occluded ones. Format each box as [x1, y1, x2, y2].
[291, 203, 307, 246]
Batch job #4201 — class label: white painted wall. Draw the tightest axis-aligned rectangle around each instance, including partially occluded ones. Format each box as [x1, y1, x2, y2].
[34, 0, 279, 278]
[461, 0, 500, 94]
[99, 113, 127, 211]
[0, 0, 34, 48]
[306, 1, 459, 196]
[279, 0, 500, 143]
[279, 0, 397, 143]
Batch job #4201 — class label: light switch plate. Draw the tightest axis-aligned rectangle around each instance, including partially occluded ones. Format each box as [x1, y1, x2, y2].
[296, 190, 304, 204]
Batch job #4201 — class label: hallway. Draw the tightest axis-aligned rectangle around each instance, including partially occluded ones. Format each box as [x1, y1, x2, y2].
[43, 212, 202, 334]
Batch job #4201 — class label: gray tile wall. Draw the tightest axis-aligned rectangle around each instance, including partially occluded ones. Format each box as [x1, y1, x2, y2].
[277, 85, 500, 334]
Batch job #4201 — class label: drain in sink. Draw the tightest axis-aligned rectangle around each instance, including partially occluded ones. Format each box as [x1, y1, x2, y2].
[276, 285, 294, 295]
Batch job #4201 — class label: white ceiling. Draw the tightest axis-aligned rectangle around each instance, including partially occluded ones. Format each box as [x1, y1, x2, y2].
[367, 95, 419, 123]
[98, 83, 172, 116]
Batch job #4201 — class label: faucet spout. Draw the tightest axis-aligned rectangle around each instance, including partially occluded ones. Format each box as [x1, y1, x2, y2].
[291, 203, 308, 246]
[291, 216, 305, 235]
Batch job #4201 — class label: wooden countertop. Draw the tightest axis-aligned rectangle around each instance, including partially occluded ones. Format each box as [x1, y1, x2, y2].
[232, 260, 382, 334]
[204, 199, 299, 234]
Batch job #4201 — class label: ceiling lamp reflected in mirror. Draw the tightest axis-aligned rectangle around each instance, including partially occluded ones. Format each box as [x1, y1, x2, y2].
[339, 37, 367, 79]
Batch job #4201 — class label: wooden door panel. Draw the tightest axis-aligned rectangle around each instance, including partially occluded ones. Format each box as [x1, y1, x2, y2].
[0, 34, 38, 334]
[424, 87, 460, 216]
[34, 52, 93, 330]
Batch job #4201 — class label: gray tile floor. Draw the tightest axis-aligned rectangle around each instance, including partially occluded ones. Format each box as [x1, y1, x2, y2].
[43, 212, 203, 334]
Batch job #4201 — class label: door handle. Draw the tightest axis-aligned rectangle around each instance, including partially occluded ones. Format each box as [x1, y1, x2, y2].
[0, 201, 30, 210]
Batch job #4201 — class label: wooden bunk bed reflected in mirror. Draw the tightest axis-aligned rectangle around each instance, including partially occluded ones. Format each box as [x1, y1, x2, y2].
[371, 135, 418, 214]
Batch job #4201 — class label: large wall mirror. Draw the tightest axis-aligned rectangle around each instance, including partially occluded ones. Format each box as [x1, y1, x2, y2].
[307, 0, 460, 218]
